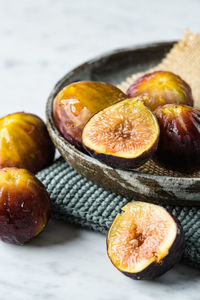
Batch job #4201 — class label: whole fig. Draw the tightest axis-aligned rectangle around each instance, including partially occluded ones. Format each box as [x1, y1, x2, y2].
[127, 71, 193, 111]
[155, 104, 200, 172]
[0, 168, 51, 244]
[0, 112, 55, 173]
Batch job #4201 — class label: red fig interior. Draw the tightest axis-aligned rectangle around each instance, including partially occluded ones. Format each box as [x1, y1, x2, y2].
[82, 98, 159, 159]
[107, 202, 177, 273]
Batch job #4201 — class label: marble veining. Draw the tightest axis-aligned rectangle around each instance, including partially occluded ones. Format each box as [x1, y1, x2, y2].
[0, 0, 200, 299]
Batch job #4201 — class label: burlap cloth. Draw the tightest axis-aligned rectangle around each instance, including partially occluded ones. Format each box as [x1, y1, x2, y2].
[37, 30, 200, 269]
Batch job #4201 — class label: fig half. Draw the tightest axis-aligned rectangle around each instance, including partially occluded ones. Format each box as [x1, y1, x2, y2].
[127, 71, 193, 111]
[82, 98, 159, 170]
[107, 202, 185, 280]
[53, 81, 126, 149]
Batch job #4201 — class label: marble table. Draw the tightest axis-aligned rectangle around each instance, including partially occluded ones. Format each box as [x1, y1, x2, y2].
[0, 0, 200, 299]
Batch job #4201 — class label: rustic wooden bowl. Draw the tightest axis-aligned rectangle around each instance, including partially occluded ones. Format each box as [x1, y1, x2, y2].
[46, 41, 200, 206]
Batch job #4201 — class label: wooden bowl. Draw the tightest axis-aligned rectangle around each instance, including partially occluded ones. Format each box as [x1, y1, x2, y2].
[46, 41, 200, 206]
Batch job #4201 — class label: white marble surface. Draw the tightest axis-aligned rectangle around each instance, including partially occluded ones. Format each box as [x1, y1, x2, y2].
[0, 0, 200, 299]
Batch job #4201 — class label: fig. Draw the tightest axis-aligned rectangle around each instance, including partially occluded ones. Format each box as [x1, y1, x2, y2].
[107, 202, 185, 280]
[155, 104, 200, 172]
[127, 71, 193, 111]
[53, 81, 127, 149]
[0, 112, 55, 173]
[82, 98, 159, 170]
[0, 168, 51, 244]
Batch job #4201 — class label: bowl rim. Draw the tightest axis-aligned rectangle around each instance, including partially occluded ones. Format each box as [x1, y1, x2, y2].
[46, 40, 200, 184]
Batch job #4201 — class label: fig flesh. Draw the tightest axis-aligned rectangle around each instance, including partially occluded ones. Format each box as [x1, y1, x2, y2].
[127, 71, 193, 111]
[82, 98, 159, 170]
[53, 81, 127, 149]
[0, 168, 51, 245]
[107, 202, 185, 280]
[155, 104, 200, 172]
[0, 112, 55, 173]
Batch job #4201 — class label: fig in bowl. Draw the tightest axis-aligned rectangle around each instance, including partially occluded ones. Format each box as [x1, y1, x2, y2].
[82, 98, 159, 170]
[0, 168, 51, 245]
[0, 112, 55, 173]
[107, 202, 185, 280]
[53, 81, 127, 149]
[127, 71, 193, 111]
[155, 104, 200, 172]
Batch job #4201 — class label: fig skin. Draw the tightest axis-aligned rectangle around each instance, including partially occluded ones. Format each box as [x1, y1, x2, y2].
[107, 202, 185, 280]
[127, 71, 194, 111]
[82, 98, 159, 170]
[0, 112, 55, 173]
[0, 168, 51, 245]
[155, 104, 200, 172]
[53, 81, 127, 149]
[84, 147, 156, 170]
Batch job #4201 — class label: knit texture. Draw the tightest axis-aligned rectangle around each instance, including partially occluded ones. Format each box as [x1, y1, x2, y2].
[37, 157, 200, 269]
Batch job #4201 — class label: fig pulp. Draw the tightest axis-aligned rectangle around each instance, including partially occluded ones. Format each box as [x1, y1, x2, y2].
[127, 71, 193, 111]
[0, 168, 51, 244]
[107, 202, 185, 280]
[155, 104, 200, 172]
[82, 98, 159, 170]
[0, 112, 55, 173]
[53, 81, 127, 149]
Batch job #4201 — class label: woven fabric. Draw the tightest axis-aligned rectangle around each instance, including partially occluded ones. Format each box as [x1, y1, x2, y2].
[37, 157, 200, 269]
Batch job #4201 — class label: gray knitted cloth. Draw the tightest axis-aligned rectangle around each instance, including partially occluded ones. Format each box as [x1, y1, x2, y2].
[37, 157, 200, 269]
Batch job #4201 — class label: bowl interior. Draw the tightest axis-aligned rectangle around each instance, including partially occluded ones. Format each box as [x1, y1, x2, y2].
[46, 41, 200, 206]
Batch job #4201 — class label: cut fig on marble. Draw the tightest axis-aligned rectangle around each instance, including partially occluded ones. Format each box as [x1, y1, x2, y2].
[107, 202, 185, 280]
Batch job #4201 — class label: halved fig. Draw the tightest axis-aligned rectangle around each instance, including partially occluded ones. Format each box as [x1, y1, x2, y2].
[53, 81, 127, 149]
[127, 71, 193, 111]
[82, 98, 159, 170]
[107, 202, 185, 280]
[154, 104, 200, 172]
